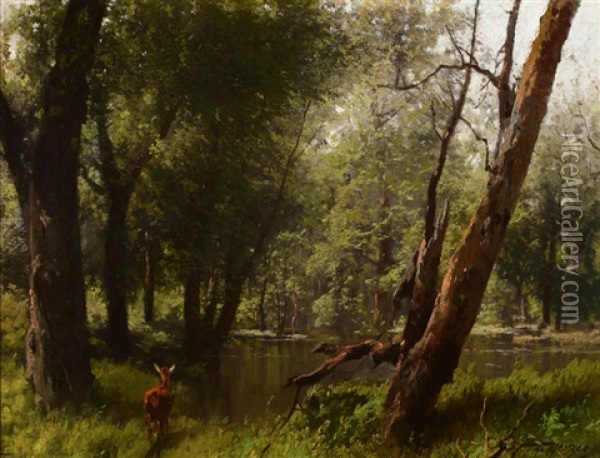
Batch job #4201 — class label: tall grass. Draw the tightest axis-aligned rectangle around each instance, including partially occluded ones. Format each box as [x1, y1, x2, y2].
[2, 290, 599, 457]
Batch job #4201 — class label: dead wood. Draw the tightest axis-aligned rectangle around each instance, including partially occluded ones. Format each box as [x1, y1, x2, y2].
[285, 337, 403, 389]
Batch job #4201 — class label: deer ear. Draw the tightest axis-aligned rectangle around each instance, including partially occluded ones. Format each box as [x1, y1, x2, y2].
[169, 364, 176, 374]
[154, 363, 161, 374]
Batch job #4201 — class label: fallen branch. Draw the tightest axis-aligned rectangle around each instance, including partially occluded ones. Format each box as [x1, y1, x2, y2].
[284, 338, 403, 389]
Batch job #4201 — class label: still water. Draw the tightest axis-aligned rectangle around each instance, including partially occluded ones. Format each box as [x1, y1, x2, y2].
[192, 334, 600, 423]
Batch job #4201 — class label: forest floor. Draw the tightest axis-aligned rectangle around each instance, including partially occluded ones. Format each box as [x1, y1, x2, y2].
[2, 291, 599, 457]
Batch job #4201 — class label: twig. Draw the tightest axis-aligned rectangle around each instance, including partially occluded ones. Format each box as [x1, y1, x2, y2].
[490, 398, 536, 458]
[379, 62, 499, 92]
[480, 397, 491, 457]
[459, 116, 491, 170]
[429, 100, 443, 141]
[260, 386, 304, 456]
[578, 108, 600, 153]
[445, 25, 466, 64]
[455, 438, 469, 458]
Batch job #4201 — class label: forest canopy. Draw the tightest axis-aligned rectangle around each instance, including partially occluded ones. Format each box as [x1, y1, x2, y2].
[0, 0, 598, 454]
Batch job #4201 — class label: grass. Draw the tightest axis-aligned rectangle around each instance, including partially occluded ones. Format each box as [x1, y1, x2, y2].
[2, 290, 599, 457]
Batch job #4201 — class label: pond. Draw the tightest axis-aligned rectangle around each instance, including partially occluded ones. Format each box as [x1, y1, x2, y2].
[192, 333, 600, 423]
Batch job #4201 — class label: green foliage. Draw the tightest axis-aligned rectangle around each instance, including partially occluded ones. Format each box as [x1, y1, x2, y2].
[300, 381, 386, 449]
[0, 290, 28, 356]
[0, 170, 28, 291]
[1, 324, 599, 458]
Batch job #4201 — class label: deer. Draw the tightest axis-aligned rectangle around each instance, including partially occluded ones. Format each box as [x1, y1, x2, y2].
[144, 363, 176, 441]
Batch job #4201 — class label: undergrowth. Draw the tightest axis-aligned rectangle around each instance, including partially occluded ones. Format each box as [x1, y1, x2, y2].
[2, 290, 599, 457]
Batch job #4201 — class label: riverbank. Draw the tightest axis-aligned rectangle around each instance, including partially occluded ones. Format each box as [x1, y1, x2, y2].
[2, 355, 599, 457]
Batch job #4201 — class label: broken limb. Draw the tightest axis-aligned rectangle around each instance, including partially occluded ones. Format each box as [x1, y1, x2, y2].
[284, 337, 404, 389]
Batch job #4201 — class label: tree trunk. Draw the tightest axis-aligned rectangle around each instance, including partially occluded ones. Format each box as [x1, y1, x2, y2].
[291, 284, 299, 335]
[257, 275, 268, 331]
[214, 269, 244, 346]
[91, 81, 180, 357]
[183, 268, 203, 358]
[543, 232, 557, 326]
[24, 0, 106, 412]
[384, 0, 579, 443]
[512, 282, 525, 325]
[374, 192, 394, 328]
[104, 194, 130, 359]
[520, 294, 531, 323]
[143, 230, 158, 323]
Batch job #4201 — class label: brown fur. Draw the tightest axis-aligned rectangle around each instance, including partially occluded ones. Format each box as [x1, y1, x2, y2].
[144, 364, 175, 441]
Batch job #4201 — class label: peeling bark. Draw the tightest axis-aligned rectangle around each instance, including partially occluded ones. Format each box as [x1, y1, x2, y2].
[384, 0, 580, 443]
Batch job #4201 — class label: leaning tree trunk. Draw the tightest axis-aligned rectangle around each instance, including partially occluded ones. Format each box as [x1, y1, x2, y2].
[24, 0, 106, 412]
[384, 0, 580, 443]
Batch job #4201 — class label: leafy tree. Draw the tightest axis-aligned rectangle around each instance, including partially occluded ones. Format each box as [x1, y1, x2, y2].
[134, 0, 344, 356]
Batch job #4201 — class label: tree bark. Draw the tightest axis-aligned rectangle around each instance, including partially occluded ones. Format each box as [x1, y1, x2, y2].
[92, 87, 180, 358]
[103, 193, 131, 359]
[374, 192, 394, 328]
[214, 268, 245, 346]
[257, 275, 268, 331]
[24, 0, 107, 412]
[384, 0, 580, 443]
[183, 268, 203, 358]
[143, 230, 158, 323]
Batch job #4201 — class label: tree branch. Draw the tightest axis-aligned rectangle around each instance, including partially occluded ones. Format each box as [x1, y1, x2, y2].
[578, 109, 600, 152]
[284, 338, 402, 389]
[445, 25, 466, 64]
[497, 0, 522, 129]
[79, 163, 106, 195]
[380, 62, 498, 92]
[459, 116, 491, 171]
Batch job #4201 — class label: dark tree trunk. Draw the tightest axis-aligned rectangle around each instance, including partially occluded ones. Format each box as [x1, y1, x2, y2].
[374, 193, 394, 329]
[281, 292, 289, 335]
[183, 268, 203, 358]
[543, 232, 557, 326]
[143, 230, 158, 323]
[23, 0, 107, 412]
[91, 84, 180, 358]
[275, 292, 283, 336]
[384, 0, 579, 443]
[400, 200, 450, 358]
[515, 282, 523, 320]
[291, 284, 299, 335]
[214, 269, 244, 346]
[104, 193, 131, 359]
[520, 294, 531, 323]
[257, 275, 268, 331]
[202, 273, 218, 333]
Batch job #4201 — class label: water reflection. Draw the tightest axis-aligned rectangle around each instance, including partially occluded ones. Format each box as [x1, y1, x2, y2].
[193, 335, 600, 423]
